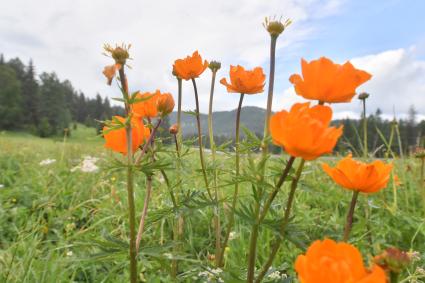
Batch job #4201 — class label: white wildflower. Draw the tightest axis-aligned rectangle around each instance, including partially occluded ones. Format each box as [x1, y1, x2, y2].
[268, 270, 287, 280]
[229, 231, 237, 240]
[71, 156, 99, 173]
[66, 251, 73, 257]
[163, 253, 173, 259]
[39, 158, 56, 166]
[0, 184, 4, 189]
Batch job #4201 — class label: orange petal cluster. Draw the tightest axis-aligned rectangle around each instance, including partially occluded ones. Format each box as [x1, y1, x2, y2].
[173, 51, 208, 80]
[289, 57, 371, 103]
[295, 238, 387, 283]
[102, 64, 121, 85]
[322, 154, 393, 193]
[269, 102, 343, 160]
[132, 91, 161, 118]
[220, 65, 265, 94]
[103, 116, 150, 155]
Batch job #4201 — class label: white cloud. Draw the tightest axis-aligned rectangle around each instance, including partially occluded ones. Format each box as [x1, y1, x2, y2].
[0, 0, 343, 113]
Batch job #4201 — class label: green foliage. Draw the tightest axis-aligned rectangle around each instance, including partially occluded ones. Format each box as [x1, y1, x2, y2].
[0, 65, 22, 129]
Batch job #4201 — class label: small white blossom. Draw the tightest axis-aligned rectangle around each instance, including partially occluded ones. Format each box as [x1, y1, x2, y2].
[66, 251, 73, 257]
[39, 158, 56, 166]
[163, 253, 173, 259]
[71, 156, 99, 173]
[229, 231, 237, 240]
[0, 184, 4, 189]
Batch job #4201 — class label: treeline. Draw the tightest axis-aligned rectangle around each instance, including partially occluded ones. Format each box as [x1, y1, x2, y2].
[0, 54, 123, 136]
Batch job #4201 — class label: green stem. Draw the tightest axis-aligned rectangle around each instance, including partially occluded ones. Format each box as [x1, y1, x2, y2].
[171, 132, 182, 278]
[177, 78, 183, 147]
[262, 35, 277, 155]
[247, 202, 261, 283]
[259, 156, 296, 223]
[118, 67, 137, 283]
[191, 78, 212, 199]
[255, 159, 305, 283]
[362, 99, 368, 158]
[390, 271, 399, 283]
[343, 191, 360, 242]
[219, 93, 244, 266]
[207, 70, 221, 266]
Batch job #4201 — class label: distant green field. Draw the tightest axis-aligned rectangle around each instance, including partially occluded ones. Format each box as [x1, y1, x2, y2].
[0, 128, 424, 282]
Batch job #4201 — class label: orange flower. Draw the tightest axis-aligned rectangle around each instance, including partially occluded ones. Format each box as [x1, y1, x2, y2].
[173, 51, 208, 80]
[322, 154, 393, 193]
[157, 92, 175, 116]
[289, 57, 372, 103]
[132, 91, 160, 118]
[102, 64, 121, 85]
[295, 238, 387, 283]
[220, 65, 266, 94]
[103, 116, 150, 155]
[269, 102, 343, 160]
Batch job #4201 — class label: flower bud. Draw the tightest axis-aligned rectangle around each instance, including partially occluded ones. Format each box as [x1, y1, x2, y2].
[263, 17, 292, 37]
[103, 43, 131, 65]
[169, 124, 178, 135]
[157, 93, 175, 116]
[374, 247, 413, 273]
[358, 92, 370, 100]
[208, 61, 221, 73]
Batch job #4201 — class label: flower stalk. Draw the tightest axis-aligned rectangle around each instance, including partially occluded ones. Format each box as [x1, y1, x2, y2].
[191, 78, 212, 199]
[343, 190, 360, 241]
[255, 159, 305, 283]
[219, 93, 244, 266]
[118, 66, 137, 283]
[207, 63, 221, 266]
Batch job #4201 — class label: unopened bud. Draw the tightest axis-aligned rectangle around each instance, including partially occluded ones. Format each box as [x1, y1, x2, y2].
[169, 124, 178, 135]
[208, 61, 221, 73]
[358, 92, 370, 100]
[157, 93, 175, 116]
[374, 247, 412, 273]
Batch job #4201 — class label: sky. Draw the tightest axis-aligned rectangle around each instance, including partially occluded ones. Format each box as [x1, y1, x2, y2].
[1, 0, 424, 120]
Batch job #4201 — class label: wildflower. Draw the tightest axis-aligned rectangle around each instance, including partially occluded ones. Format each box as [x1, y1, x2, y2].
[173, 51, 208, 80]
[374, 247, 414, 273]
[156, 92, 175, 116]
[270, 102, 343, 160]
[289, 57, 372, 103]
[71, 156, 99, 173]
[39, 158, 56, 166]
[132, 90, 160, 118]
[102, 116, 150, 155]
[102, 63, 121, 85]
[229, 231, 237, 241]
[295, 238, 386, 283]
[220, 65, 266, 94]
[0, 184, 4, 189]
[66, 250, 73, 257]
[322, 154, 393, 193]
[169, 124, 178, 135]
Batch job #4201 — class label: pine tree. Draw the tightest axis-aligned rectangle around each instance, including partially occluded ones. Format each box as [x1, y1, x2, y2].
[0, 65, 23, 129]
[21, 60, 40, 127]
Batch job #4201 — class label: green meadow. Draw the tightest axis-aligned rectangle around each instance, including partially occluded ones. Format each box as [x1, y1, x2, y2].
[0, 126, 424, 282]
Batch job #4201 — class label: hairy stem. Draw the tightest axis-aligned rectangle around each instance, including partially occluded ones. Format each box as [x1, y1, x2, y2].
[207, 70, 221, 266]
[362, 99, 368, 158]
[118, 67, 137, 283]
[191, 78, 212, 199]
[255, 159, 305, 283]
[177, 78, 183, 147]
[219, 93, 244, 266]
[262, 35, 277, 155]
[343, 191, 360, 241]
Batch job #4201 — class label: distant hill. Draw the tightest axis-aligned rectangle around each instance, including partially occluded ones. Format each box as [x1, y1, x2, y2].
[169, 106, 267, 137]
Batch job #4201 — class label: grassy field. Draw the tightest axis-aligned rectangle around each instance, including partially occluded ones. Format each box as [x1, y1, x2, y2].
[0, 125, 424, 282]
